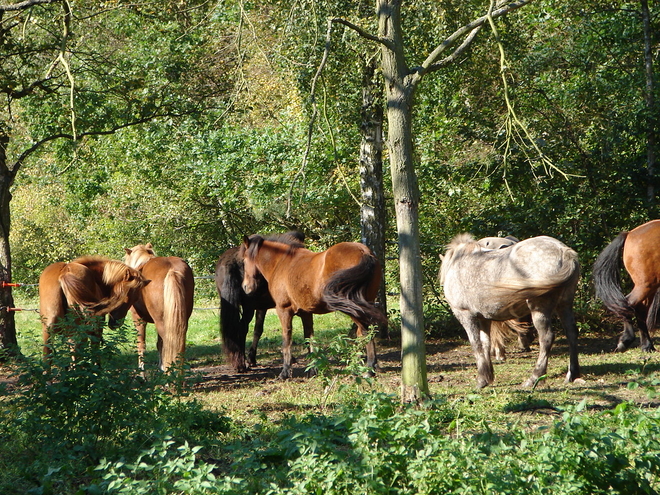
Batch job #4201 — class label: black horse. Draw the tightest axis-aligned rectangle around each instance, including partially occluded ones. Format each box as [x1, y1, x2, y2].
[215, 231, 307, 372]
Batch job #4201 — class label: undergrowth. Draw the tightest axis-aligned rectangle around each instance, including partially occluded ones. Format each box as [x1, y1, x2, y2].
[1, 326, 659, 494]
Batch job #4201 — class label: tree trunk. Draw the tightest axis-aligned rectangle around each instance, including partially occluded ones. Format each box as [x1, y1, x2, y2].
[378, 0, 429, 401]
[641, 0, 657, 209]
[0, 132, 18, 358]
[359, 54, 389, 339]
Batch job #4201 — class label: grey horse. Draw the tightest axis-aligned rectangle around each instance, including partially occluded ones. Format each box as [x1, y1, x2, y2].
[440, 233, 581, 388]
[476, 236, 535, 360]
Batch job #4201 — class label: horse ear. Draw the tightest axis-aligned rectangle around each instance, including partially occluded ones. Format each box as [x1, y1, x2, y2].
[242, 235, 251, 247]
[146, 242, 153, 249]
[125, 248, 132, 255]
[439, 254, 445, 261]
[142, 279, 151, 287]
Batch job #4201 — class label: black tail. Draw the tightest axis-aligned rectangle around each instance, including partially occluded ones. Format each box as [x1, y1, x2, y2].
[322, 254, 387, 327]
[216, 252, 249, 372]
[593, 232, 633, 318]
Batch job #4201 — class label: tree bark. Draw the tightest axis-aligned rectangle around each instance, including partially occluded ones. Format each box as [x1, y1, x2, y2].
[359, 54, 389, 339]
[641, 0, 657, 209]
[378, 0, 429, 401]
[0, 132, 18, 357]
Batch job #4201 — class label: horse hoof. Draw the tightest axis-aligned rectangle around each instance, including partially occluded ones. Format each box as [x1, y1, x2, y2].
[476, 379, 490, 389]
[614, 343, 629, 353]
[362, 369, 376, 379]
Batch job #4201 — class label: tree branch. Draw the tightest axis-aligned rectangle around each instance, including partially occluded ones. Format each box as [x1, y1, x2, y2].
[0, 0, 58, 12]
[412, 0, 534, 81]
[330, 17, 395, 50]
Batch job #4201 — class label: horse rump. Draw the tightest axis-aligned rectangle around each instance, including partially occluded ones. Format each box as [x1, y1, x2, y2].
[322, 253, 386, 327]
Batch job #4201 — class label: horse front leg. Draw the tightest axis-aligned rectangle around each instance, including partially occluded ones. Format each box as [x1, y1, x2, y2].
[247, 309, 266, 367]
[132, 309, 147, 371]
[299, 312, 317, 376]
[276, 308, 294, 379]
[456, 311, 493, 388]
[524, 307, 555, 388]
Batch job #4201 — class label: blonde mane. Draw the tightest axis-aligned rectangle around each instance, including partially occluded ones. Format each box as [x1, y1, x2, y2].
[124, 243, 157, 270]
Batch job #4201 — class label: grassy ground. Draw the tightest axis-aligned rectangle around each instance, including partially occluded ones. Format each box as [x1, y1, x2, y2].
[8, 282, 660, 433]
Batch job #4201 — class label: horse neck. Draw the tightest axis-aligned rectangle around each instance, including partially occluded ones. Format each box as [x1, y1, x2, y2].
[254, 240, 297, 279]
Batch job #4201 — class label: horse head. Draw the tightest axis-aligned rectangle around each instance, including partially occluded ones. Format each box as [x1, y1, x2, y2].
[239, 235, 265, 295]
[124, 243, 156, 270]
[98, 261, 150, 325]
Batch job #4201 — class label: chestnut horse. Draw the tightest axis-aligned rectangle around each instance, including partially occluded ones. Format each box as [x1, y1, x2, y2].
[441, 233, 581, 388]
[593, 219, 660, 352]
[39, 256, 149, 356]
[215, 232, 308, 372]
[240, 235, 386, 379]
[124, 243, 194, 371]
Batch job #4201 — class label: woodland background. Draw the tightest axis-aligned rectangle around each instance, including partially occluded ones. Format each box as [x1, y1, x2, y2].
[6, 0, 658, 304]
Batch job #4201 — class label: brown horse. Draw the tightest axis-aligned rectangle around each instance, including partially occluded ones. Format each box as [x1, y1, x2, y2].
[39, 256, 149, 356]
[215, 232, 308, 372]
[124, 243, 195, 371]
[593, 219, 660, 352]
[240, 235, 386, 379]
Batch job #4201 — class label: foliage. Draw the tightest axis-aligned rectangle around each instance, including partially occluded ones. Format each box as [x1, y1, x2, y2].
[211, 393, 660, 495]
[0, 316, 230, 494]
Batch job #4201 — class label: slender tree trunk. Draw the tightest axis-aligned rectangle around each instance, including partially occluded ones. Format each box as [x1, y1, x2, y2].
[0, 132, 18, 358]
[378, 0, 429, 401]
[359, 54, 388, 339]
[641, 0, 657, 209]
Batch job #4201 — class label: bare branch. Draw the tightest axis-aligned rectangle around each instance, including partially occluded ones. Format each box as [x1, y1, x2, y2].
[330, 17, 395, 50]
[414, 0, 534, 80]
[0, 0, 59, 12]
[424, 25, 483, 73]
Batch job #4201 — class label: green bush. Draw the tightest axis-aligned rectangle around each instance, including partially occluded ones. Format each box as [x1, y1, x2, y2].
[0, 316, 230, 494]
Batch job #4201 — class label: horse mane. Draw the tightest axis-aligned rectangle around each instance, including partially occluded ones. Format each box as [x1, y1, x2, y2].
[125, 243, 157, 270]
[439, 233, 481, 284]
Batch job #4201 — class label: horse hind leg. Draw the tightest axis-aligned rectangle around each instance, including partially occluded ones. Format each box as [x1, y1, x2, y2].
[247, 309, 266, 367]
[351, 316, 378, 376]
[522, 305, 555, 388]
[557, 303, 581, 384]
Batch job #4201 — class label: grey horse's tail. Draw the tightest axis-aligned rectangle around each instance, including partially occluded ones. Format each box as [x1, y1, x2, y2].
[494, 247, 580, 298]
[592, 232, 633, 318]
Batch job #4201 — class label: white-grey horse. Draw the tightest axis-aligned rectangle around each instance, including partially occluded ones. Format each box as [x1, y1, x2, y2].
[440, 233, 582, 388]
[476, 236, 535, 361]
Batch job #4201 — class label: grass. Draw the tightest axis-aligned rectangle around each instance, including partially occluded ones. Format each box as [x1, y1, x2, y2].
[9, 282, 660, 432]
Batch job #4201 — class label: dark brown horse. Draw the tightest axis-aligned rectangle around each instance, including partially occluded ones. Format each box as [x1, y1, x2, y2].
[215, 232, 308, 373]
[39, 256, 149, 356]
[593, 219, 660, 352]
[124, 243, 195, 371]
[240, 235, 386, 379]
